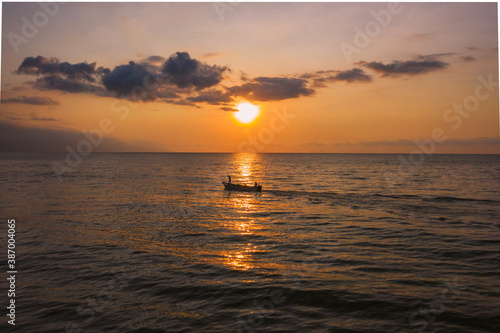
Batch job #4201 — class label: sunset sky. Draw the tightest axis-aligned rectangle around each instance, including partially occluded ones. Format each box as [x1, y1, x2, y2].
[1, 2, 499, 153]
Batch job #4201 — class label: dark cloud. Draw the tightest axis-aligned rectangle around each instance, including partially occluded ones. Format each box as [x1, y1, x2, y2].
[299, 68, 371, 88]
[155, 89, 181, 99]
[0, 120, 166, 152]
[1, 96, 60, 105]
[15, 55, 109, 94]
[34, 76, 105, 94]
[415, 53, 455, 61]
[30, 113, 60, 121]
[102, 52, 229, 100]
[360, 59, 448, 77]
[240, 71, 249, 82]
[12, 53, 373, 108]
[219, 106, 238, 112]
[334, 68, 372, 82]
[13, 52, 453, 111]
[162, 52, 229, 90]
[229, 77, 314, 101]
[16, 55, 109, 82]
[161, 99, 201, 108]
[186, 90, 233, 105]
[102, 61, 160, 99]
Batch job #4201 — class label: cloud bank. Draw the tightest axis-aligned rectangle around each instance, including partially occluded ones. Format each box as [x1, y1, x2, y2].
[1, 96, 60, 105]
[13, 52, 452, 110]
[359, 59, 448, 77]
[229, 77, 314, 101]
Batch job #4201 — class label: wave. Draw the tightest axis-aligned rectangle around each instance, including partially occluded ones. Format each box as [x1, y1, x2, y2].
[424, 196, 500, 204]
[267, 190, 499, 207]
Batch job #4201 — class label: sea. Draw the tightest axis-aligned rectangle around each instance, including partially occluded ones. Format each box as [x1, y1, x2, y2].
[0, 153, 499, 333]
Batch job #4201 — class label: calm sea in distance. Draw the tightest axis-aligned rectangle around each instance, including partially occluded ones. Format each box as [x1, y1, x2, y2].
[0, 153, 499, 332]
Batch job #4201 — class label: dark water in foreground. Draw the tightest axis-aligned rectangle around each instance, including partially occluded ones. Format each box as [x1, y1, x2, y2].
[1, 153, 499, 333]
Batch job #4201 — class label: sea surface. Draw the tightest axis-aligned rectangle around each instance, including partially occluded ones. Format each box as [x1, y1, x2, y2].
[0, 153, 499, 332]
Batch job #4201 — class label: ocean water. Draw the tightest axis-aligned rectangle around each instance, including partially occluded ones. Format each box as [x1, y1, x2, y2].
[0, 153, 499, 333]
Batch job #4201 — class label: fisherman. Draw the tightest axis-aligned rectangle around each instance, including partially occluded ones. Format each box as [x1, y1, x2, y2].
[228, 175, 231, 184]
[254, 181, 258, 187]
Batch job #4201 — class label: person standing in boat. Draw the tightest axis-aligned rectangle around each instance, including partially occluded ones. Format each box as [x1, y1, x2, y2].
[254, 181, 258, 188]
[227, 175, 231, 184]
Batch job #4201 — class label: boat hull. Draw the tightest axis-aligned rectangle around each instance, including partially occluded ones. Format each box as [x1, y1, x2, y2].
[222, 182, 262, 192]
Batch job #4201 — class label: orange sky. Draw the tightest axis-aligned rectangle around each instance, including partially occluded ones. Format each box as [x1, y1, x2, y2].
[1, 2, 499, 153]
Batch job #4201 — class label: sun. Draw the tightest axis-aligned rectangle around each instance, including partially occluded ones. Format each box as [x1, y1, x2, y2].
[233, 102, 260, 124]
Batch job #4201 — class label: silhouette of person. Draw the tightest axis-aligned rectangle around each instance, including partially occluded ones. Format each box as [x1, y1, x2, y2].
[254, 182, 258, 187]
[228, 175, 231, 183]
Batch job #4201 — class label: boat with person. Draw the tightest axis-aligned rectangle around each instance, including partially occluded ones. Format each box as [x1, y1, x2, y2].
[222, 175, 262, 192]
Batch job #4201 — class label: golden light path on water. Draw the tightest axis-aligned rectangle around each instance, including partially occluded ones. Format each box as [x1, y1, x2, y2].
[222, 153, 260, 270]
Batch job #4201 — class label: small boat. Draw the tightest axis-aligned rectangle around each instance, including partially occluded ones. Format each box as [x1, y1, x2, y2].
[222, 181, 262, 192]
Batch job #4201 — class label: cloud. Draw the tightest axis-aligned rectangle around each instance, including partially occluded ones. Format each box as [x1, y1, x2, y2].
[441, 137, 500, 146]
[12, 52, 451, 110]
[360, 59, 448, 77]
[407, 33, 435, 41]
[16, 55, 109, 94]
[299, 68, 371, 88]
[1, 96, 60, 105]
[186, 90, 233, 105]
[334, 68, 372, 82]
[329, 137, 500, 147]
[16, 55, 109, 82]
[239, 71, 249, 82]
[161, 99, 200, 108]
[202, 52, 222, 59]
[100, 52, 230, 100]
[142, 55, 166, 65]
[0, 111, 25, 121]
[162, 52, 229, 90]
[415, 53, 455, 61]
[219, 106, 238, 112]
[229, 77, 314, 101]
[0, 120, 166, 152]
[460, 55, 476, 62]
[102, 61, 160, 99]
[34, 76, 105, 94]
[9, 53, 404, 108]
[30, 113, 60, 121]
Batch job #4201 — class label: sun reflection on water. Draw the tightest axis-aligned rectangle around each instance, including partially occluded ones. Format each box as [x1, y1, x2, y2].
[220, 153, 266, 271]
[234, 153, 260, 185]
[223, 243, 258, 270]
